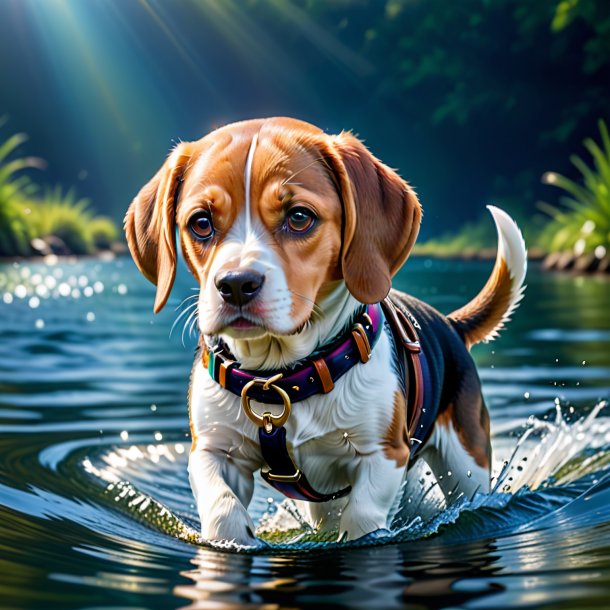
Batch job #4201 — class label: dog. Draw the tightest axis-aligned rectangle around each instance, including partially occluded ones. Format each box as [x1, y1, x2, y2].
[125, 117, 526, 544]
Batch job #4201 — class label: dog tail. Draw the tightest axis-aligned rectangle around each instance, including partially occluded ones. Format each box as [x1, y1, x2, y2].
[448, 206, 527, 349]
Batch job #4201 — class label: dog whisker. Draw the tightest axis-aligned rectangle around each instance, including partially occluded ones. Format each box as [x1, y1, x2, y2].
[170, 301, 198, 338]
[182, 307, 199, 347]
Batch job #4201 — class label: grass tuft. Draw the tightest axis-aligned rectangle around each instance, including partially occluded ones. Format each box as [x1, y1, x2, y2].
[538, 119, 610, 258]
[0, 131, 119, 258]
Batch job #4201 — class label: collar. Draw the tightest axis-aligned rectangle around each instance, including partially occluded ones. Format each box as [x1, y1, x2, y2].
[202, 303, 384, 405]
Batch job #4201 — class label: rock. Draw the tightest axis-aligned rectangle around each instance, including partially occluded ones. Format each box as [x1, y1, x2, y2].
[44, 235, 72, 256]
[30, 238, 51, 256]
[110, 242, 128, 255]
[542, 252, 562, 270]
[555, 251, 576, 271]
[597, 255, 610, 273]
[574, 253, 599, 273]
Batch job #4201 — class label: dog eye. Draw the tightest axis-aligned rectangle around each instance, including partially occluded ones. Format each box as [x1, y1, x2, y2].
[188, 212, 214, 240]
[285, 207, 316, 235]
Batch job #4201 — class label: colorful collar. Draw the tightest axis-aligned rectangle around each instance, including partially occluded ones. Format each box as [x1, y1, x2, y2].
[202, 303, 384, 405]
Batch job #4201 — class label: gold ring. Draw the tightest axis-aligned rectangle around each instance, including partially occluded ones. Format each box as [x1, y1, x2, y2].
[241, 374, 291, 430]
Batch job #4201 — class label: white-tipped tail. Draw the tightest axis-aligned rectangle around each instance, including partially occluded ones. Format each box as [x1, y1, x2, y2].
[448, 206, 527, 348]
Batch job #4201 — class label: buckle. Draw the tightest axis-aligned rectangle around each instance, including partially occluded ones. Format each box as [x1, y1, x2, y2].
[352, 323, 372, 363]
[241, 373, 292, 431]
[265, 469, 302, 483]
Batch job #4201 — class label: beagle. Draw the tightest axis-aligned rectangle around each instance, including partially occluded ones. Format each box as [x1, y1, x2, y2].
[125, 117, 526, 544]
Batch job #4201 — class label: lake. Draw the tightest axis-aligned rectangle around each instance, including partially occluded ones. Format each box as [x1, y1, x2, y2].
[1, 256, 609, 609]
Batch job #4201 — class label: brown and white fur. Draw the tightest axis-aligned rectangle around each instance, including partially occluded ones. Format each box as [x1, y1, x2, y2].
[125, 117, 526, 545]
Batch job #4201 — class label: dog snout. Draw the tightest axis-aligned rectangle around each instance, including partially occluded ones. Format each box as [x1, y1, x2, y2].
[215, 269, 265, 307]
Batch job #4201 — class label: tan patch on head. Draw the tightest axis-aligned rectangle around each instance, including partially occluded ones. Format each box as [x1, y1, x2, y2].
[175, 127, 261, 282]
[126, 116, 422, 328]
[382, 391, 410, 467]
[247, 129, 344, 327]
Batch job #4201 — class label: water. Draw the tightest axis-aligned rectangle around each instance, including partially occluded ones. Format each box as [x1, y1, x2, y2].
[0, 256, 609, 609]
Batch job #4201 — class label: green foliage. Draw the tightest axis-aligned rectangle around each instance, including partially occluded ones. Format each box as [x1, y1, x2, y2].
[0, 133, 43, 257]
[27, 187, 96, 255]
[551, 0, 610, 73]
[538, 119, 610, 255]
[88, 216, 119, 250]
[0, 132, 119, 257]
[413, 217, 496, 257]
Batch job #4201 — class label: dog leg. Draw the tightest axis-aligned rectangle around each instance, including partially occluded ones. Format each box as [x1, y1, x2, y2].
[419, 420, 490, 505]
[338, 452, 405, 541]
[301, 500, 345, 535]
[188, 447, 257, 545]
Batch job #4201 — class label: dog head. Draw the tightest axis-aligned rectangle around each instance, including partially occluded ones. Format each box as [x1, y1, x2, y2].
[125, 117, 421, 340]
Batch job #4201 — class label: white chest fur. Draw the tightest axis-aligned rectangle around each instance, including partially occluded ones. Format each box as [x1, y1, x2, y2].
[189, 331, 400, 494]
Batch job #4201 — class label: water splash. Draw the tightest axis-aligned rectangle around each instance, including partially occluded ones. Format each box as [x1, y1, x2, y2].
[83, 400, 610, 552]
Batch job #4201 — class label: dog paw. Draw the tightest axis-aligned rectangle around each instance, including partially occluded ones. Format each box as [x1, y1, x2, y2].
[338, 506, 387, 541]
[199, 493, 256, 546]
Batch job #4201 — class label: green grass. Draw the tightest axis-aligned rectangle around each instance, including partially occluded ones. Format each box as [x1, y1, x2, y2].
[0, 132, 119, 258]
[537, 119, 610, 258]
[413, 217, 497, 258]
[0, 133, 43, 257]
[415, 119, 610, 260]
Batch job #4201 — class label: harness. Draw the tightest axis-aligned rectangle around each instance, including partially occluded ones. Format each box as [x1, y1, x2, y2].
[202, 298, 434, 502]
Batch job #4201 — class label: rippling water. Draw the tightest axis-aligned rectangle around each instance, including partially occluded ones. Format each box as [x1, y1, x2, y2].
[1, 256, 609, 609]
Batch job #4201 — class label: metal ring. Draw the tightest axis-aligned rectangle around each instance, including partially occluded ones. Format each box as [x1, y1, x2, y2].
[241, 375, 292, 429]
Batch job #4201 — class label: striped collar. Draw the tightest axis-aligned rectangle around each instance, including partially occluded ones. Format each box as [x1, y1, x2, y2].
[201, 303, 384, 405]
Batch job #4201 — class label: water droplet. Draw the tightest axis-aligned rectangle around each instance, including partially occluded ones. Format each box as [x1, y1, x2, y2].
[83, 286, 93, 297]
[582, 360, 587, 366]
[35, 319, 45, 329]
[3, 293, 13, 304]
[120, 430, 129, 441]
[86, 312, 95, 322]
[343, 432, 349, 439]
[467, 470, 472, 478]
[93, 281, 104, 293]
[154, 432, 163, 441]
[14, 285, 27, 299]
[28, 296, 40, 309]
[58, 283, 71, 297]
[524, 391, 530, 399]
[117, 284, 128, 295]
[447, 470, 452, 477]
[150, 404, 157, 411]
[71, 288, 81, 299]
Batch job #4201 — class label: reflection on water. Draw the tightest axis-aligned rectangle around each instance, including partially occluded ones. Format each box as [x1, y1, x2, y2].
[0, 256, 609, 609]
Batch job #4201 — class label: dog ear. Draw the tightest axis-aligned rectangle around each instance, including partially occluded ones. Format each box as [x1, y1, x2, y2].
[124, 145, 191, 313]
[327, 132, 422, 303]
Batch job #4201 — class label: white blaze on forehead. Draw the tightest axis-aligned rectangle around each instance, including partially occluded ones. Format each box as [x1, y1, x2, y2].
[244, 133, 259, 233]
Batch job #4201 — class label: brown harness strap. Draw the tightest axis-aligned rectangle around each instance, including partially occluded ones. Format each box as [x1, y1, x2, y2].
[381, 297, 426, 442]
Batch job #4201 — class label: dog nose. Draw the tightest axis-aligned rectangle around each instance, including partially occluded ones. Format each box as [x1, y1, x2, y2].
[215, 269, 265, 306]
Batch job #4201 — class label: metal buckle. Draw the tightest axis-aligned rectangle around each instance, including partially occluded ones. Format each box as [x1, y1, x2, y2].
[266, 469, 302, 483]
[241, 373, 292, 431]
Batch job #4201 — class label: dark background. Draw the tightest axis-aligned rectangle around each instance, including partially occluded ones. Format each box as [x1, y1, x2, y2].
[1, 0, 608, 239]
